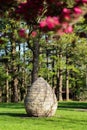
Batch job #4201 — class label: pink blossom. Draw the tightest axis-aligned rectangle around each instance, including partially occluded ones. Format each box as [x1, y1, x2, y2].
[75, 0, 81, 3]
[74, 7, 83, 14]
[63, 8, 71, 14]
[52, 17, 60, 25]
[62, 22, 68, 29]
[40, 16, 59, 29]
[31, 31, 37, 37]
[64, 14, 71, 21]
[46, 17, 55, 29]
[64, 25, 73, 33]
[18, 29, 26, 38]
[46, 17, 54, 29]
[40, 20, 47, 28]
[57, 28, 64, 36]
[82, 0, 87, 3]
[46, 16, 59, 29]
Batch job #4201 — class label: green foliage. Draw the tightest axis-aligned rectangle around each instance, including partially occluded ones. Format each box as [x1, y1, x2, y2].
[78, 90, 87, 101]
[0, 66, 11, 86]
[67, 0, 75, 7]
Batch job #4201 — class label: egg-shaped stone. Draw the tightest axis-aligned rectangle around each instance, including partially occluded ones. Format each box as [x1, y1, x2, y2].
[24, 77, 57, 117]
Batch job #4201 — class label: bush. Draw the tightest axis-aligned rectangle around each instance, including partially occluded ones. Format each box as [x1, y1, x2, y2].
[78, 89, 87, 101]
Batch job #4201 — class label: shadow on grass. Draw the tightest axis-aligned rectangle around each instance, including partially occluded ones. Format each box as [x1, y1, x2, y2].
[0, 103, 24, 109]
[0, 112, 28, 118]
[58, 101, 87, 109]
[45, 116, 87, 126]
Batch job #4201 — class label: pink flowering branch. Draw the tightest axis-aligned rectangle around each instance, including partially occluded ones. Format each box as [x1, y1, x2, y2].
[16, 0, 87, 35]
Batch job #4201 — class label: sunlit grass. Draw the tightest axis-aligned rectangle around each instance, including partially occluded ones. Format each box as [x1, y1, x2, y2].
[0, 101, 87, 130]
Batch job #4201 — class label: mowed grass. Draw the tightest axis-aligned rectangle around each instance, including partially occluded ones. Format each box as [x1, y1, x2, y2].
[0, 101, 87, 130]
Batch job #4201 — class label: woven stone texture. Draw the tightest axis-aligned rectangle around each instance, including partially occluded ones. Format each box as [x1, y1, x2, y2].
[24, 77, 57, 117]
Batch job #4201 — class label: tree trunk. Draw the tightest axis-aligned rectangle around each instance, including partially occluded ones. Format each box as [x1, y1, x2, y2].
[17, 43, 21, 101]
[66, 53, 69, 101]
[52, 46, 55, 88]
[52, 59, 55, 87]
[66, 68, 69, 101]
[55, 70, 59, 100]
[6, 67, 9, 102]
[58, 48, 63, 101]
[21, 67, 26, 101]
[32, 41, 39, 83]
[46, 49, 49, 80]
[11, 41, 19, 102]
[4, 47, 9, 102]
[12, 77, 19, 102]
[59, 69, 63, 101]
[0, 87, 2, 102]
[86, 65, 87, 89]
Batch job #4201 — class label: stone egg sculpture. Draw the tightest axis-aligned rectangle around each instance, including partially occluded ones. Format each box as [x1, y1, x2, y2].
[24, 77, 57, 117]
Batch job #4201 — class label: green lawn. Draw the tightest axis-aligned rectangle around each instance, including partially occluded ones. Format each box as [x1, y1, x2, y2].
[0, 101, 87, 130]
